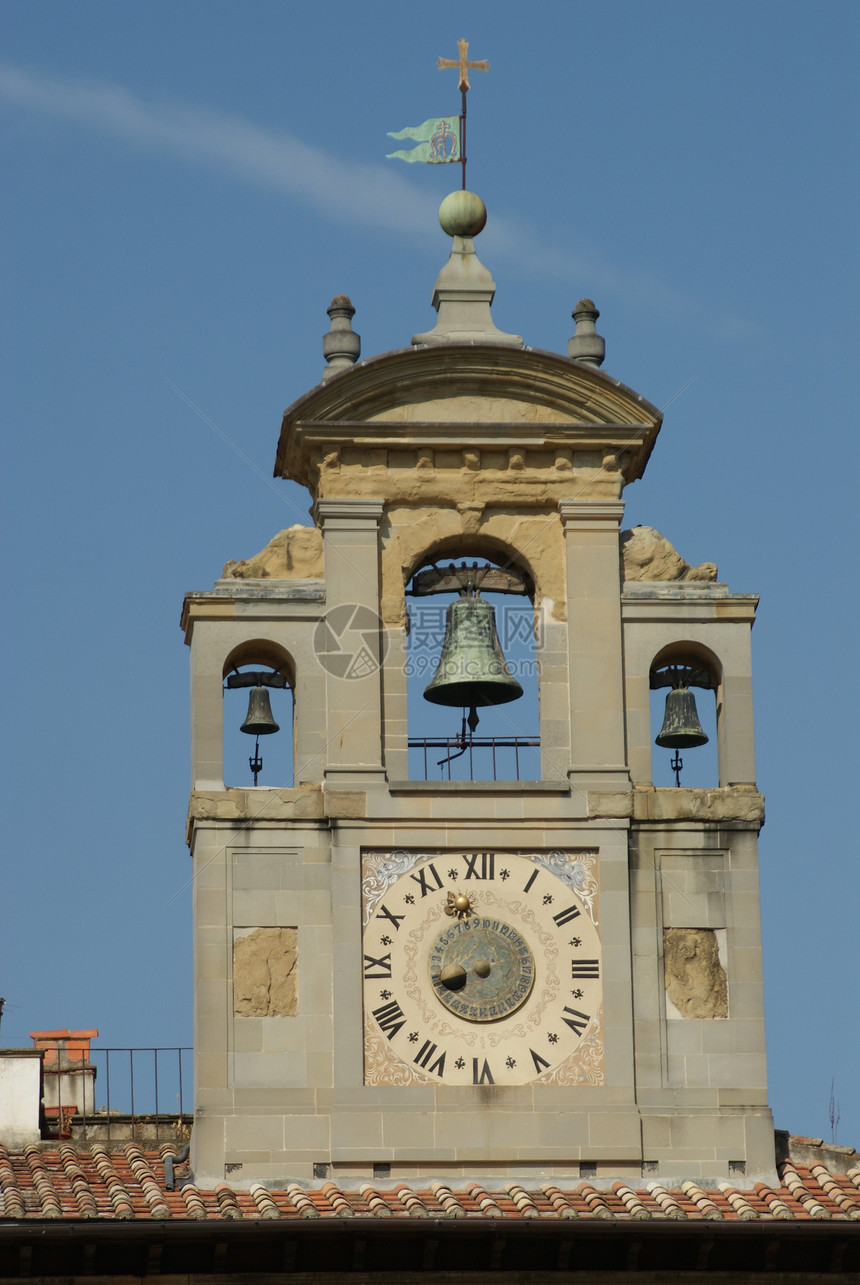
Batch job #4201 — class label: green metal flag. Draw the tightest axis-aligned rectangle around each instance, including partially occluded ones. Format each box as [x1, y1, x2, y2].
[386, 116, 461, 163]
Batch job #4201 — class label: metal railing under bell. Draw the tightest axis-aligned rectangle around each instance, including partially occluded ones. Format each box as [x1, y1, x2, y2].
[45, 1046, 192, 1142]
[408, 734, 540, 781]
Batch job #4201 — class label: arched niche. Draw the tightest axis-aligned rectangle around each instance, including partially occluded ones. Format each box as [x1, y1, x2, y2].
[649, 641, 722, 789]
[402, 548, 540, 782]
[221, 640, 295, 788]
[404, 535, 537, 594]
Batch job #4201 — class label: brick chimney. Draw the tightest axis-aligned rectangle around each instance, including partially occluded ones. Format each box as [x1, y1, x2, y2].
[30, 1029, 98, 1136]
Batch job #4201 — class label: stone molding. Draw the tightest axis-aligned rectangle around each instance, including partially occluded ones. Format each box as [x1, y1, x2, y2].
[275, 345, 662, 492]
[316, 498, 384, 529]
[560, 500, 626, 531]
[632, 786, 765, 824]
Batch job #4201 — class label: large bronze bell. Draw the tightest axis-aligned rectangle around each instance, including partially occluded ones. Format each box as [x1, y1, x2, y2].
[655, 686, 708, 749]
[240, 685, 280, 736]
[424, 594, 523, 710]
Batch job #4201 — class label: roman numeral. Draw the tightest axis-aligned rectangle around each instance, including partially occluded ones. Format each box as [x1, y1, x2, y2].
[363, 952, 392, 979]
[464, 852, 495, 880]
[376, 903, 405, 931]
[523, 869, 539, 893]
[409, 863, 443, 897]
[552, 904, 581, 927]
[530, 1049, 550, 1074]
[414, 1040, 446, 1077]
[472, 1057, 494, 1085]
[372, 1000, 406, 1040]
[560, 1007, 590, 1036]
[571, 960, 600, 979]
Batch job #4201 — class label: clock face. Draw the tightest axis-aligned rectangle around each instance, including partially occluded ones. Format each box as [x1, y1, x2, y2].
[362, 850, 604, 1087]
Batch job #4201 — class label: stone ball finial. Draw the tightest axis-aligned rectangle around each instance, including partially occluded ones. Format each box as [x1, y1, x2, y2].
[568, 297, 605, 368]
[438, 190, 487, 238]
[322, 294, 360, 381]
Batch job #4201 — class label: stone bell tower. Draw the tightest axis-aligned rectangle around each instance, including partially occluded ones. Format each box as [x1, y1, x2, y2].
[181, 190, 773, 1187]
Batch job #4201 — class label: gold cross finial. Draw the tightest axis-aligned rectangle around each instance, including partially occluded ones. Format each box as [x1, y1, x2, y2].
[437, 38, 489, 93]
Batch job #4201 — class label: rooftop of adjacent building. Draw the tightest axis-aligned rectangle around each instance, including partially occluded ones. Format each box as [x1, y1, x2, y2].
[1, 1127, 858, 1219]
[0, 1134, 858, 1278]
[2, 1038, 857, 1226]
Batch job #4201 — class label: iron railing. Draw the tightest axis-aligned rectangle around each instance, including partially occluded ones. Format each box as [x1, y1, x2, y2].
[408, 735, 540, 781]
[45, 1046, 192, 1142]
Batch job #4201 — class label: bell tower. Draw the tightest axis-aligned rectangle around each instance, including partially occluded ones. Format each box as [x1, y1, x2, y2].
[182, 191, 773, 1186]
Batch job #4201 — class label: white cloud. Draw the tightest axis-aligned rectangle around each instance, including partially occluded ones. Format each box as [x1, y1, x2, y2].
[0, 63, 759, 334]
[0, 63, 435, 236]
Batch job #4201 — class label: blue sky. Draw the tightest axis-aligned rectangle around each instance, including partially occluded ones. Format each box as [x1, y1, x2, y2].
[2, 2, 857, 1150]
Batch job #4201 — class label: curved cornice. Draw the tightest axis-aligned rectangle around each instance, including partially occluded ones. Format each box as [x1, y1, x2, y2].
[274, 345, 661, 479]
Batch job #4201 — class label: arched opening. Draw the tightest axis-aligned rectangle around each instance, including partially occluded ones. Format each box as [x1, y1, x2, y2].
[405, 554, 540, 781]
[222, 642, 295, 788]
[649, 642, 720, 788]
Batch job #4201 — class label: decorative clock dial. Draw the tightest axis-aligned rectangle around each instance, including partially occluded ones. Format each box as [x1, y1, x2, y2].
[362, 850, 603, 1087]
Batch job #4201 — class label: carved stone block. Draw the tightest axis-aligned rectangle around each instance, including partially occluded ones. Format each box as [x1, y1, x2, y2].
[233, 927, 298, 1017]
[663, 928, 727, 1019]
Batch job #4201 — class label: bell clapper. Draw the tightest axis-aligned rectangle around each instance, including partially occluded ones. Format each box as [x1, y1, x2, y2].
[670, 749, 683, 788]
[435, 703, 483, 772]
[249, 736, 264, 786]
[436, 708, 471, 772]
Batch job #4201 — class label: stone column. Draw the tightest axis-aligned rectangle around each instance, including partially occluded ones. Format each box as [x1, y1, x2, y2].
[560, 500, 630, 791]
[189, 622, 227, 790]
[317, 499, 386, 788]
[718, 657, 756, 787]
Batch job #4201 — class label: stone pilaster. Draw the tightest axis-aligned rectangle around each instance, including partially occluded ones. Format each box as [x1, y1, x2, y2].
[317, 499, 386, 788]
[560, 500, 630, 793]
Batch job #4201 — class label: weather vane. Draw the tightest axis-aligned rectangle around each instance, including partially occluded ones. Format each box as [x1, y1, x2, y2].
[387, 39, 489, 190]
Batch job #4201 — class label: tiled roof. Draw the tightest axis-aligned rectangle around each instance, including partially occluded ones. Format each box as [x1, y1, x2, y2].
[0, 1140, 858, 1224]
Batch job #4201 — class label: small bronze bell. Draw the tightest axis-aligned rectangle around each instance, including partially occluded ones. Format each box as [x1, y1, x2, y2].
[240, 685, 280, 736]
[655, 687, 708, 749]
[424, 594, 523, 711]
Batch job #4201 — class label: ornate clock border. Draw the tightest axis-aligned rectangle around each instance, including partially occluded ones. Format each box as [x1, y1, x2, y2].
[361, 849, 605, 1088]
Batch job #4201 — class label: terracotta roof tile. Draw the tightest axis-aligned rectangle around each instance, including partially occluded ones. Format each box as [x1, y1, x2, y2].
[249, 1182, 281, 1220]
[681, 1180, 723, 1220]
[614, 1181, 652, 1219]
[540, 1183, 577, 1218]
[755, 1181, 796, 1219]
[429, 1180, 468, 1217]
[505, 1181, 540, 1217]
[393, 1182, 429, 1217]
[284, 1180, 318, 1217]
[782, 1162, 834, 1219]
[214, 1182, 244, 1219]
[23, 1143, 62, 1217]
[124, 1143, 171, 1219]
[718, 1182, 759, 1221]
[577, 1181, 613, 1218]
[58, 1143, 98, 1218]
[0, 1147, 25, 1219]
[90, 1145, 136, 1219]
[319, 1181, 354, 1217]
[464, 1180, 502, 1217]
[810, 1165, 860, 1220]
[177, 1180, 208, 1219]
[646, 1180, 687, 1219]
